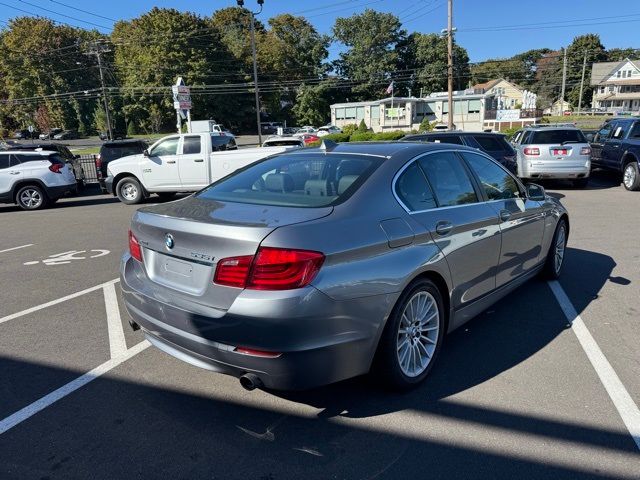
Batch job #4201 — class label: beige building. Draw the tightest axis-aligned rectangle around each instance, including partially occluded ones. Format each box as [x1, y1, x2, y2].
[471, 79, 527, 109]
[590, 58, 640, 113]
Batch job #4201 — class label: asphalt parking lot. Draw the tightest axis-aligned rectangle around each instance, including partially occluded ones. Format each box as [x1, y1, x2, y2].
[0, 171, 639, 479]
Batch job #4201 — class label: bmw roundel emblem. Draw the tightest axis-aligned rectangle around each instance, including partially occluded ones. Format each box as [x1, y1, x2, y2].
[165, 233, 175, 250]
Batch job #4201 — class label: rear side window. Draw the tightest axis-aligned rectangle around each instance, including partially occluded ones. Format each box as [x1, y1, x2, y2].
[15, 154, 47, 163]
[472, 136, 506, 152]
[418, 152, 478, 207]
[211, 135, 235, 151]
[611, 122, 630, 140]
[183, 136, 201, 154]
[395, 162, 437, 211]
[426, 135, 464, 145]
[101, 143, 146, 161]
[197, 153, 381, 208]
[461, 152, 520, 200]
[629, 122, 640, 139]
[529, 130, 586, 144]
[0, 156, 9, 169]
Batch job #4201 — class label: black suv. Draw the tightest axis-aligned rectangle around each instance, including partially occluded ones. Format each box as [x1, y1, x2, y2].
[2, 142, 84, 188]
[401, 132, 517, 173]
[97, 140, 147, 192]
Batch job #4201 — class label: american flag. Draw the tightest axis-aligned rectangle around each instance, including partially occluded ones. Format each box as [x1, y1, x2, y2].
[385, 81, 394, 95]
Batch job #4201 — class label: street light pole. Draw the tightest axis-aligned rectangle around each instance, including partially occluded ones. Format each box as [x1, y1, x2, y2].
[237, 0, 264, 144]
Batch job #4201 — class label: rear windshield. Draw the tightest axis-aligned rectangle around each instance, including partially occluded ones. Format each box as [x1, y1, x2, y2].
[211, 135, 236, 150]
[101, 143, 146, 161]
[197, 153, 382, 208]
[529, 129, 586, 144]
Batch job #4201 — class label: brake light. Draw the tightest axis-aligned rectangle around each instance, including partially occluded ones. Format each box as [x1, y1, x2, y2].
[214, 247, 325, 290]
[49, 163, 63, 173]
[580, 147, 591, 155]
[96, 154, 102, 169]
[523, 147, 540, 156]
[129, 230, 143, 262]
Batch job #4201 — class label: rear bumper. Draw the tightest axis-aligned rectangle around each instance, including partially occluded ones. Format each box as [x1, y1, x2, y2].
[120, 254, 388, 390]
[519, 161, 590, 180]
[45, 183, 76, 199]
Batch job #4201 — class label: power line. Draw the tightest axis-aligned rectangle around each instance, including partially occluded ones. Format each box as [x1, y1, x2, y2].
[15, 0, 111, 30]
[47, 0, 117, 22]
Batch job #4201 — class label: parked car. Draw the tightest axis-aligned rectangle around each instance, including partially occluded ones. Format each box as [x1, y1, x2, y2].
[121, 141, 568, 391]
[581, 129, 598, 143]
[260, 122, 283, 135]
[2, 142, 84, 188]
[401, 132, 517, 173]
[316, 125, 342, 137]
[53, 130, 79, 140]
[510, 125, 591, 187]
[0, 150, 77, 210]
[262, 136, 305, 148]
[97, 140, 148, 192]
[283, 127, 299, 135]
[105, 133, 289, 204]
[295, 126, 317, 135]
[99, 131, 126, 141]
[39, 128, 63, 140]
[13, 129, 38, 140]
[298, 133, 320, 146]
[590, 117, 640, 191]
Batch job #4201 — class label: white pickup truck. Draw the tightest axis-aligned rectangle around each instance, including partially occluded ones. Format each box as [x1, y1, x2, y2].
[105, 132, 293, 204]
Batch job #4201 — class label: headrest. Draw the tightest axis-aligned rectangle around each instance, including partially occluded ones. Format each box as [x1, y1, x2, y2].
[265, 173, 294, 192]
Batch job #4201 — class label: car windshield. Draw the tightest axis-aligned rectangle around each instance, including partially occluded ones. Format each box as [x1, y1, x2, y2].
[102, 143, 145, 161]
[197, 152, 382, 208]
[529, 129, 586, 144]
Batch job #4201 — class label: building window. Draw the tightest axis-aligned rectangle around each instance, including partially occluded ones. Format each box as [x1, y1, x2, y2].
[617, 71, 622, 78]
[371, 106, 380, 119]
[468, 100, 481, 113]
[335, 108, 345, 120]
[454, 100, 468, 114]
[356, 106, 365, 120]
[622, 71, 627, 78]
[344, 107, 356, 120]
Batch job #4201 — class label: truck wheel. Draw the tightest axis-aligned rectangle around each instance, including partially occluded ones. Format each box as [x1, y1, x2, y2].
[116, 177, 144, 204]
[16, 185, 49, 210]
[622, 162, 640, 191]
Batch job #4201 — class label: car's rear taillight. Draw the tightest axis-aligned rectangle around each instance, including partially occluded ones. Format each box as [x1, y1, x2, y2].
[129, 230, 143, 262]
[523, 147, 540, 156]
[214, 247, 325, 290]
[49, 163, 63, 173]
[580, 147, 591, 155]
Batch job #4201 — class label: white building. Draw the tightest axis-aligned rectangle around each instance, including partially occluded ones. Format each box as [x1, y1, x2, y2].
[590, 58, 640, 113]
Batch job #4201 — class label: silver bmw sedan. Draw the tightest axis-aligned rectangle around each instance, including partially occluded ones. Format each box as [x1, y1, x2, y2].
[120, 141, 569, 391]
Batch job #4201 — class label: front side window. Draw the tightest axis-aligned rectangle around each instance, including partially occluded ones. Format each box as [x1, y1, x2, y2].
[461, 152, 520, 200]
[0, 156, 10, 169]
[629, 122, 640, 139]
[183, 136, 202, 154]
[395, 162, 437, 211]
[150, 137, 179, 156]
[197, 153, 381, 208]
[418, 152, 478, 207]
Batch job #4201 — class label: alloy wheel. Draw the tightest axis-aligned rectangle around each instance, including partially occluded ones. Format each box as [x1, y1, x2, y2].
[20, 188, 43, 209]
[396, 291, 440, 378]
[623, 164, 636, 190]
[121, 182, 138, 201]
[555, 224, 566, 274]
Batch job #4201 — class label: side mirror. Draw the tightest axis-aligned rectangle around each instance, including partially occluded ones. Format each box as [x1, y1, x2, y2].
[143, 149, 149, 157]
[526, 183, 546, 201]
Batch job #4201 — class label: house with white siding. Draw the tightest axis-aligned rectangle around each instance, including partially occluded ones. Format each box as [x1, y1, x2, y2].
[590, 59, 640, 113]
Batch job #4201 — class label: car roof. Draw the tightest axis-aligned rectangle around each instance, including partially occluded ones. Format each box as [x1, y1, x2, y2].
[5, 142, 64, 149]
[101, 139, 146, 146]
[0, 150, 52, 156]
[303, 140, 480, 159]
[403, 131, 505, 138]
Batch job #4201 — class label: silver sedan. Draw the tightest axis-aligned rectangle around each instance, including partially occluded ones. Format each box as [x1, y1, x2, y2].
[120, 142, 569, 391]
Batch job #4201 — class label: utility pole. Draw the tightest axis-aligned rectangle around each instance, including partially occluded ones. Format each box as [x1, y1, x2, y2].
[446, 0, 454, 130]
[577, 50, 587, 114]
[87, 41, 113, 141]
[560, 47, 567, 116]
[237, 0, 264, 144]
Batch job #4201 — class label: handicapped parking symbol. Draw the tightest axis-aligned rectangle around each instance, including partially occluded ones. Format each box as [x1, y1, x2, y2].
[24, 249, 110, 266]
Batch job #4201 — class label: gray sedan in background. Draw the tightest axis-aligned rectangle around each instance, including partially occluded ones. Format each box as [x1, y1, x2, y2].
[120, 142, 569, 391]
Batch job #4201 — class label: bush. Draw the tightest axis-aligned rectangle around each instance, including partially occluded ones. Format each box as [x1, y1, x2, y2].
[419, 117, 434, 132]
[372, 131, 407, 141]
[127, 121, 138, 136]
[322, 132, 351, 142]
[357, 119, 368, 132]
[501, 126, 520, 139]
[349, 132, 375, 142]
[306, 140, 321, 148]
[341, 123, 358, 136]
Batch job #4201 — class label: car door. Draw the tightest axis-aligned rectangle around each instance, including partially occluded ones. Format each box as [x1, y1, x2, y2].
[0, 155, 21, 197]
[399, 150, 502, 309]
[603, 121, 630, 170]
[460, 151, 546, 287]
[590, 124, 611, 167]
[143, 136, 180, 189]
[177, 135, 208, 189]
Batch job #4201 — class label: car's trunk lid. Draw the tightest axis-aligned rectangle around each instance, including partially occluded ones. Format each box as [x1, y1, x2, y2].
[131, 195, 332, 312]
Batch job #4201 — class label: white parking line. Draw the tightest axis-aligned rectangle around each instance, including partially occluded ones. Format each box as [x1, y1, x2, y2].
[0, 244, 33, 254]
[0, 279, 119, 325]
[0, 340, 150, 435]
[103, 283, 127, 358]
[548, 280, 640, 451]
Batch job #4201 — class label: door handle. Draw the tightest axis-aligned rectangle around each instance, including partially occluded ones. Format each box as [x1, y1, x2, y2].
[166, 160, 176, 164]
[499, 209, 512, 221]
[9, 171, 20, 175]
[194, 159, 204, 163]
[435, 221, 453, 236]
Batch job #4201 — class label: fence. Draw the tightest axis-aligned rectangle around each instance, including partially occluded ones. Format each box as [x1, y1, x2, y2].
[78, 155, 99, 184]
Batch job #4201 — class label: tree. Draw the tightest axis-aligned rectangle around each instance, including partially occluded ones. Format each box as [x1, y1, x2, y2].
[333, 9, 406, 100]
[565, 34, 607, 109]
[291, 82, 332, 126]
[606, 48, 640, 62]
[471, 49, 550, 89]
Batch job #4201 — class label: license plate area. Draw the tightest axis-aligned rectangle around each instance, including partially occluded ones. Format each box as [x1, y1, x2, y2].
[163, 258, 193, 278]
[552, 148, 568, 156]
[145, 249, 213, 296]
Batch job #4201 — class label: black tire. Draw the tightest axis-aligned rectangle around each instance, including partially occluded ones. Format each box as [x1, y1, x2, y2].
[541, 218, 568, 280]
[622, 162, 640, 191]
[157, 192, 176, 201]
[572, 178, 589, 188]
[373, 279, 446, 390]
[116, 176, 144, 204]
[15, 184, 49, 210]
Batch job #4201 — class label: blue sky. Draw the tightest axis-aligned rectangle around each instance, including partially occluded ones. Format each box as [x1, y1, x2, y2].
[0, 0, 638, 61]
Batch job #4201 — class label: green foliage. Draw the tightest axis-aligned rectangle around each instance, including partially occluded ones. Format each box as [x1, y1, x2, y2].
[292, 83, 332, 127]
[419, 117, 434, 132]
[93, 106, 107, 134]
[349, 131, 375, 142]
[333, 9, 406, 100]
[470, 49, 550, 89]
[372, 131, 406, 141]
[341, 123, 358, 136]
[501, 126, 521, 139]
[127, 121, 138, 136]
[322, 132, 351, 142]
[357, 119, 368, 132]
